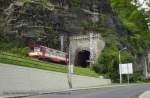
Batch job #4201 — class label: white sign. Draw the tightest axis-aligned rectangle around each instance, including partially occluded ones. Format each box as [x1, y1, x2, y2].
[119, 63, 133, 74]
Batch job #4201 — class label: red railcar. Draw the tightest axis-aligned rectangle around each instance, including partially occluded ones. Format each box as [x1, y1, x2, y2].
[28, 44, 68, 64]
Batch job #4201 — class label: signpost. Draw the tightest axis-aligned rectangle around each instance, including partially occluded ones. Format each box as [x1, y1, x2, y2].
[119, 63, 133, 84]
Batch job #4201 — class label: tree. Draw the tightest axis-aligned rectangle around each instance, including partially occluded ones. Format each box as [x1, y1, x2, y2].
[132, 0, 150, 30]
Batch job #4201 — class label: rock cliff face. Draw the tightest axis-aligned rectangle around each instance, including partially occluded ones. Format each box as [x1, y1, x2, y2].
[0, 0, 120, 48]
[0, 0, 12, 36]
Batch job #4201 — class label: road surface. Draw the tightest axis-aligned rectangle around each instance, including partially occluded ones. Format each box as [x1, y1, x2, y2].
[25, 84, 150, 98]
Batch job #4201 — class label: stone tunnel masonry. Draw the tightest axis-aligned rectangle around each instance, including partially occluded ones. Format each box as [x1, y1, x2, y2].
[69, 33, 105, 67]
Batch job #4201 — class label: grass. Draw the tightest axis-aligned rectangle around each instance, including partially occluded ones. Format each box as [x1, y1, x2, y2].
[0, 52, 99, 77]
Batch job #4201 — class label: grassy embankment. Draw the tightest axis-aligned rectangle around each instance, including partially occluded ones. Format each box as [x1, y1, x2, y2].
[0, 52, 99, 77]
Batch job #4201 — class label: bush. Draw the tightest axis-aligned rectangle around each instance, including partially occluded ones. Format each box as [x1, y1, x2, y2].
[129, 72, 150, 83]
[0, 41, 16, 51]
[94, 42, 134, 82]
[69, 0, 80, 7]
[0, 40, 30, 57]
[10, 47, 30, 57]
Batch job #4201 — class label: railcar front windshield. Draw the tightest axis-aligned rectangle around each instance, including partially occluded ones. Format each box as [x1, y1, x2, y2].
[34, 47, 41, 52]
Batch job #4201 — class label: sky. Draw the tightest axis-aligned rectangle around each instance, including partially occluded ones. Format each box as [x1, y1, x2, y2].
[138, 0, 150, 11]
[137, 0, 150, 30]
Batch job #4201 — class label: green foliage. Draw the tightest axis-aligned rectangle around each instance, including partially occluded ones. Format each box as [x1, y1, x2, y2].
[129, 72, 150, 83]
[93, 0, 150, 82]
[45, 26, 60, 49]
[69, 0, 80, 7]
[94, 41, 134, 82]
[94, 46, 118, 79]
[111, 0, 150, 57]
[10, 47, 30, 57]
[79, 20, 96, 30]
[0, 39, 30, 57]
[129, 34, 145, 55]
[97, 14, 107, 27]
[79, 21, 90, 28]
[96, 46, 118, 72]
[123, 19, 139, 32]
[79, 14, 108, 32]
[0, 41, 15, 51]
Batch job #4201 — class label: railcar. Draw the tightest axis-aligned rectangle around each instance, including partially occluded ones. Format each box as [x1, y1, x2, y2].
[28, 44, 68, 64]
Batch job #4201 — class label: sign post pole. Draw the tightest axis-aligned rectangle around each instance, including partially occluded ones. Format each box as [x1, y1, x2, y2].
[127, 74, 130, 84]
[119, 51, 122, 84]
[90, 33, 94, 69]
[127, 63, 130, 85]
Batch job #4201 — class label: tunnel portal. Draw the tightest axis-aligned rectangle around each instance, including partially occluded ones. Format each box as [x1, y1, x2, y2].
[69, 33, 105, 67]
[75, 50, 90, 68]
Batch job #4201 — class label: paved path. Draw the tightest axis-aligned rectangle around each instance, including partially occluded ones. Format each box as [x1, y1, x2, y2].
[0, 63, 110, 96]
[139, 90, 150, 98]
[25, 84, 150, 98]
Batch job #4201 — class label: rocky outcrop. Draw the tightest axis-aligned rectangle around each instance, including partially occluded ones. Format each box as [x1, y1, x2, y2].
[0, 0, 118, 48]
[0, 0, 13, 37]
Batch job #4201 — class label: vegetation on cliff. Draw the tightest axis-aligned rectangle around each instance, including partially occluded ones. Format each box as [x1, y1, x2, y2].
[94, 0, 150, 82]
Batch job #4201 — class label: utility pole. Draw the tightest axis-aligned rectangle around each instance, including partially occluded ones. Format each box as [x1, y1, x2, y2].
[127, 64, 130, 85]
[60, 34, 64, 52]
[144, 56, 148, 78]
[66, 32, 72, 89]
[68, 44, 72, 88]
[57, 29, 73, 89]
[89, 32, 94, 69]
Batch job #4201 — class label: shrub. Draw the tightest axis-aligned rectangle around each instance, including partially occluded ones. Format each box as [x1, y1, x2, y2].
[10, 47, 30, 57]
[129, 72, 150, 83]
[94, 42, 134, 82]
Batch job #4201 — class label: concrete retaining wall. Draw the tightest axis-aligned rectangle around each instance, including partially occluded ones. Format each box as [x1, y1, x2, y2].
[0, 63, 111, 95]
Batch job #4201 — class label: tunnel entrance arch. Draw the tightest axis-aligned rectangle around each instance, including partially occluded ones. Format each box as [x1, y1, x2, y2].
[69, 33, 105, 67]
[75, 50, 90, 68]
